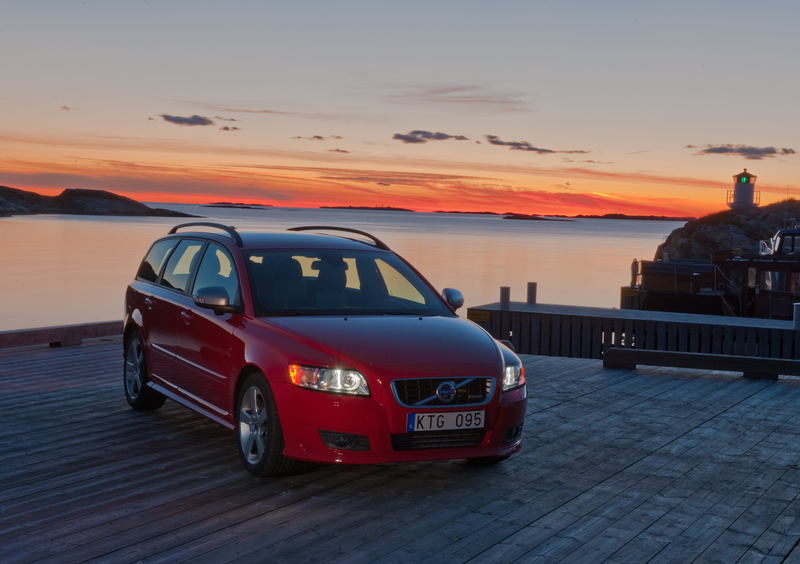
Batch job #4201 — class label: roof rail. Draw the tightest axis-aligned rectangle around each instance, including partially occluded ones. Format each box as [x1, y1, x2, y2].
[168, 222, 243, 247]
[287, 226, 391, 251]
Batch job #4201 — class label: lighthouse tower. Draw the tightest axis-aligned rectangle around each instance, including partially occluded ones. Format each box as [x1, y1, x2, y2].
[726, 169, 760, 209]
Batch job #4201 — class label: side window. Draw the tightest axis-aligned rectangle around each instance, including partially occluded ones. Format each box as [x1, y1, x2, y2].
[161, 240, 203, 292]
[192, 243, 241, 306]
[137, 240, 176, 283]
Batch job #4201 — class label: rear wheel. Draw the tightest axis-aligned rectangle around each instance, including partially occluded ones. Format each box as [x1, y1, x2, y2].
[124, 331, 166, 411]
[236, 372, 295, 477]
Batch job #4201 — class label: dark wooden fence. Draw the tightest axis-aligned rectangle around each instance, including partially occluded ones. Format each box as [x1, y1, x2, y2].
[466, 302, 800, 360]
[0, 321, 122, 349]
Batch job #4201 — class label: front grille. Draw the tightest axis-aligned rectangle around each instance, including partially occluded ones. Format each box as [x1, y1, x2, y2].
[391, 430, 485, 451]
[392, 377, 494, 407]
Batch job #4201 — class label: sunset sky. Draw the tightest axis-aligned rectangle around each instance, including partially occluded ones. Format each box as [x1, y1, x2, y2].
[2, 1, 799, 216]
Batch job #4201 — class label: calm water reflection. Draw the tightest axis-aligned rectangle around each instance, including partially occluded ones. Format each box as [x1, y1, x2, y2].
[0, 206, 682, 331]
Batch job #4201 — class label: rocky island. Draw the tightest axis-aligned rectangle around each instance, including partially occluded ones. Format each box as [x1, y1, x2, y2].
[0, 186, 196, 218]
[656, 199, 800, 259]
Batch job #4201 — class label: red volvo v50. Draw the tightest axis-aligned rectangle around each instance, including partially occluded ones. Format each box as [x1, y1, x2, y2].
[123, 223, 527, 476]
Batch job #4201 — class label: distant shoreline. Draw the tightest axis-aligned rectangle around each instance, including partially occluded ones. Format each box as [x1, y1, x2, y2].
[319, 205, 415, 212]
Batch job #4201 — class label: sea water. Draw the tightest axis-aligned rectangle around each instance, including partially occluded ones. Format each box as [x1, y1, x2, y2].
[0, 205, 684, 331]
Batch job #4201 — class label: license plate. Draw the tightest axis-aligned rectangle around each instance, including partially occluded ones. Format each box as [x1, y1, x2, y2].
[406, 411, 485, 432]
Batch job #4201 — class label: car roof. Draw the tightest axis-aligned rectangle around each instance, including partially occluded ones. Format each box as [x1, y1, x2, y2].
[164, 225, 392, 253]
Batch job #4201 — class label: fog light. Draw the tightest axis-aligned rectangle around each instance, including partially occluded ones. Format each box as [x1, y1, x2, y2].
[503, 423, 524, 443]
[319, 430, 370, 451]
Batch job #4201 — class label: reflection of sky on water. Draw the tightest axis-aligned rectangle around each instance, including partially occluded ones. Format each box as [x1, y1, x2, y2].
[0, 207, 682, 331]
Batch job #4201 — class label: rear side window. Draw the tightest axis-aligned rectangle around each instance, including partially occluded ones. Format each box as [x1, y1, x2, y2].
[137, 240, 177, 283]
[161, 240, 204, 292]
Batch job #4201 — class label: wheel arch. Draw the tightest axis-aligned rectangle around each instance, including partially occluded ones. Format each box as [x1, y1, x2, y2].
[233, 363, 266, 413]
[123, 320, 140, 351]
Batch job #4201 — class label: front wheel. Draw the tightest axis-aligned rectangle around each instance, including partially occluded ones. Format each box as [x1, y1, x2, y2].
[236, 373, 295, 477]
[124, 331, 166, 411]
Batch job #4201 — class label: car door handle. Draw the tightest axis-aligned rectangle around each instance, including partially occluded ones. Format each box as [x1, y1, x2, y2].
[180, 310, 195, 323]
[144, 297, 156, 309]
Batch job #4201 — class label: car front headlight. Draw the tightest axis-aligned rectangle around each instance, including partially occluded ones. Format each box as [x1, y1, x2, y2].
[289, 365, 370, 396]
[502, 361, 525, 392]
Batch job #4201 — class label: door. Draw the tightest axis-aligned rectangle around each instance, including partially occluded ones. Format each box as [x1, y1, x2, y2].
[175, 242, 241, 415]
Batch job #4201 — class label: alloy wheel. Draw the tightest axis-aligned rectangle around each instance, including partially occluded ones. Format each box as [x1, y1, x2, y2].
[239, 385, 268, 464]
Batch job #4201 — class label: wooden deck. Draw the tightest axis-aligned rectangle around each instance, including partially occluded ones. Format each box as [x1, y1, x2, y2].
[4, 338, 800, 563]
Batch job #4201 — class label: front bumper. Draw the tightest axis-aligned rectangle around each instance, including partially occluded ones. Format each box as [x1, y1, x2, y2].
[273, 381, 528, 464]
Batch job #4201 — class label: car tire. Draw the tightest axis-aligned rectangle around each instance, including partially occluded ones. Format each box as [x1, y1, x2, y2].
[236, 372, 295, 477]
[124, 330, 167, 411]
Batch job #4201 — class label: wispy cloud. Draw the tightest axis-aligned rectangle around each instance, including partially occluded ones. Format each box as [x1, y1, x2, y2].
[220, 126, 240, 131]
[294, 135, 327, 141]
[485, 135, 589, 155]
[160, 114, 214, 126]
[215, 116, 238, 122]
[388, 85, 531, 113]
[393, 130, 469, 144]
[60, 105, 71, 111]
[328, 149, 349, 153]
[204, 104, 330, 119]
[692, 144, 796, 160]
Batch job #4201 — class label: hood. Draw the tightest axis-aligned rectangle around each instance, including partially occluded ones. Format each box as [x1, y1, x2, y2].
[268, 315, 499, 368]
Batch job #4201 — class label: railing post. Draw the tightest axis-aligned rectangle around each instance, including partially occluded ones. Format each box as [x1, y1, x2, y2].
[500, 287, 510, 310]
[527, 282, 537, 305]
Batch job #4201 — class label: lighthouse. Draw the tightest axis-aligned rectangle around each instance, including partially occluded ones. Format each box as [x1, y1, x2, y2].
[726, 169, 760, 209]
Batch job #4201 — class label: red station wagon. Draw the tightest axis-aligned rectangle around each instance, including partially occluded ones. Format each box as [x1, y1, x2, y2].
[123, 223, 528, 476]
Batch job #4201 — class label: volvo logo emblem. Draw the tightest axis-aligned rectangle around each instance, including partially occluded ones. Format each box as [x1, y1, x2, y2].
[436, 381, 457, 403]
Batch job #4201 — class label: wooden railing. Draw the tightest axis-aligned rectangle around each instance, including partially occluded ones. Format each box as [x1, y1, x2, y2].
[0, 321, 122, 350]
[466, 302, 800, 360]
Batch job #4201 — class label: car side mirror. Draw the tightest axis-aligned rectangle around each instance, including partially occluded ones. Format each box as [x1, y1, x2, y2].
[194, 286, 240, 315]
[442, 288, 464, 311]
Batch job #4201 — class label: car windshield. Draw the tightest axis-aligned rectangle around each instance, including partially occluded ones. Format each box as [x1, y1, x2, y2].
[244, 249, 453, 317]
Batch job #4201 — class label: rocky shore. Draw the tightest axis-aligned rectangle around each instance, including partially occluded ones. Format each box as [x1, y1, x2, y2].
[656, 199, 800, 259]
[0, 186, 196, 218]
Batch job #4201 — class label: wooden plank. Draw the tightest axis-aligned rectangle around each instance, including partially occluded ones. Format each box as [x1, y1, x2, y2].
[700, 324, 711, 354]
[678, 323, 689, 352]
[539, 314, 550, 357]
[746, 328, 758, 356]
[645, 320, 656, 351]
[722, 326, 734, 355]
[711, 326, 723, 355]
[734, 327, 745, 355]
[591, 317, 602, 359]
[529, 313, 540, 356]
[624, 319, 634, 349]
[490, 310, 501, 341]
[510, 312, 521, 353]
[614, 318, 623, 350]
[500, 311, 511, 341]
[580, 317, 590, 359]
[782, 329, 794, 360]
[471, 301, 795, 331]
[519, 312, 531, 355]
[601, 348, 799, 378]
[603, 319, 613, 355]
[759, 328, 771, 358]
[771, 329, 783, 359]
[570, 316, 581, 358]
[656, 321, 667, 351]
[689, 324, 700, 353]
[550, 315, 561, 356]
[667, 323, 677, 351]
